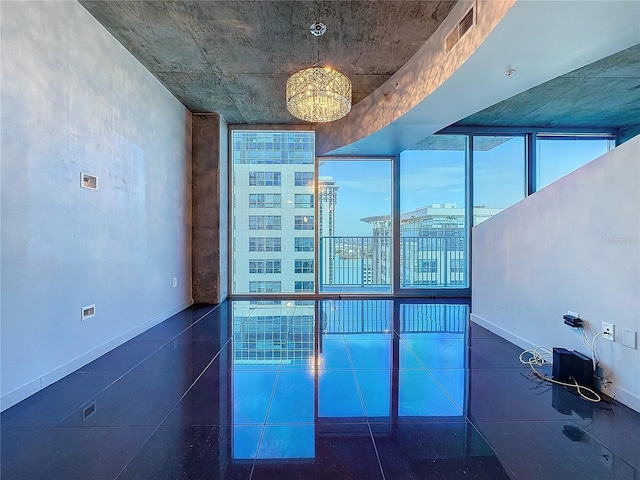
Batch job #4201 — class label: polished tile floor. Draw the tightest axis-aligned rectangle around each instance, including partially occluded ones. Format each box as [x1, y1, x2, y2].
[2, 299, 640, 479]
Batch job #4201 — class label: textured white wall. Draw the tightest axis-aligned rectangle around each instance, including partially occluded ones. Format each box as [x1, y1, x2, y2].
[1, 1, 192, 410]
[471, 136, 640, 412]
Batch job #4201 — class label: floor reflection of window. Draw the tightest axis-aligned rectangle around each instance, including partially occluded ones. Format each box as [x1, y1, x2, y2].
[230, 300, 468, 460]
[319, 333, 392, 418]
[319, 300, 393, 419]
[398, 304, 468, 417]
[231, 301, 316, 460]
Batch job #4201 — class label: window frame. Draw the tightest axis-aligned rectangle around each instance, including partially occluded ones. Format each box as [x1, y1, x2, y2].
[230, 126, 615, 298]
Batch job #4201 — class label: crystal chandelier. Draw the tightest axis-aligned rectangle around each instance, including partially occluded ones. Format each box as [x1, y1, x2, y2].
[286, 23, 352, 123]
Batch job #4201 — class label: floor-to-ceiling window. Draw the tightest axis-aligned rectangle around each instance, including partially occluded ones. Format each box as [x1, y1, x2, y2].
[536, 134, 615, 190]
[399, 135, 469, 290]
[230, 128, 615, 296]
[231, 130, 315, 295]
[472, 135, 526, 226]
[318, 158, 393, 294]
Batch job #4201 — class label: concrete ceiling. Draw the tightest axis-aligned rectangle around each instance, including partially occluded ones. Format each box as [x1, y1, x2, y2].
[79, 0, 457, 124]
[453, 43, 640, 132]
[80, 0, 639, 145]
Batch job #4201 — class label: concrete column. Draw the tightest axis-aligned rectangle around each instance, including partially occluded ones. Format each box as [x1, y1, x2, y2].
[192, 114, 229, 303]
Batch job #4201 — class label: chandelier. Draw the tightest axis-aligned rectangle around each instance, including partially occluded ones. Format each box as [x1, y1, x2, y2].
[286, 23, 352, 123]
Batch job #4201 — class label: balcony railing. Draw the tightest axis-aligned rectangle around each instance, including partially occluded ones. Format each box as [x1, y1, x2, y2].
[400, 235, 466, 288]
[319, 236, 391, 289]
[319, 235, 467, 290]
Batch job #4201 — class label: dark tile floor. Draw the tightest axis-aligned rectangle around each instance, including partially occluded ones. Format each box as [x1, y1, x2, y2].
[2, 299, 639, 479]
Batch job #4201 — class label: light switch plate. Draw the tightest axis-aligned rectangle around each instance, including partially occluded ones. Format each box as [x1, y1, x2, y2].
[622, 329, 637, 349]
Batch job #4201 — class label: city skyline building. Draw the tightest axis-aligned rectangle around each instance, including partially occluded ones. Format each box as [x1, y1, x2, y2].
[233, 131, 346, 294]
[233, 130, 607, 293]
[362, 204, 504, 288]
[232, 130, 316, 294]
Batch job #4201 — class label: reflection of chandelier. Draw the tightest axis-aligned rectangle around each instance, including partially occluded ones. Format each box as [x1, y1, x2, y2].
[286, 23, 352, 123]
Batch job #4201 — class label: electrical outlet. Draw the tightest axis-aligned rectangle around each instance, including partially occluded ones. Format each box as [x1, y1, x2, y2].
[81, 304, 95, 321]
[602, 322, 615, 342]
[173, 277, 178, 288]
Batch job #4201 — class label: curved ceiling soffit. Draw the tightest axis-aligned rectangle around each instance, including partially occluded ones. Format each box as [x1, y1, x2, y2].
[316, 0, 640, 157]
[315, 0, 513, 156]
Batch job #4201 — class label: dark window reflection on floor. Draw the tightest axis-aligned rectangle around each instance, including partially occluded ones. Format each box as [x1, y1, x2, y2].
[2, 299, 639, 480]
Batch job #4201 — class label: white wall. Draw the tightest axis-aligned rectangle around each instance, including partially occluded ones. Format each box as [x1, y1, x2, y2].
[1, 1, 192, 410]
[471, 135, 640, 412]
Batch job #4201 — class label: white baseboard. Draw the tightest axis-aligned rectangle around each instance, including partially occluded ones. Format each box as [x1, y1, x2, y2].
[605, 383, 640, 414]
[470, 312, 640, 414]
[470, 313, 537, 351]
[1, 300, 193, 412]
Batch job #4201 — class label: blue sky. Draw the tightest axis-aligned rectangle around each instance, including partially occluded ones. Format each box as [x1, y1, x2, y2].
[319, 138, 611, 236]
[320, 160, 392, 236]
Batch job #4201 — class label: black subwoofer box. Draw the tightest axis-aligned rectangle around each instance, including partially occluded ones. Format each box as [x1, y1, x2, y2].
[552, 347, 594, 389]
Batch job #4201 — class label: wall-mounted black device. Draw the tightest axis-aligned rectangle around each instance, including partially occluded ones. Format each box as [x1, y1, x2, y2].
[552, 347, 594, 389]
[563, 315, 583, 328]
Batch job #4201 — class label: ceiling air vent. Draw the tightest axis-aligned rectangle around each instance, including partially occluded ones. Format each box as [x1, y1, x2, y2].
[445, 28, 459, 52]
[445, 2, 476, 53]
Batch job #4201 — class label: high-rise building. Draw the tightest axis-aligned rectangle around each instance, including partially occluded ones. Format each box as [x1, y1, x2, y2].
[362, 204, 503, 288]
[232, 130, 316, 294]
